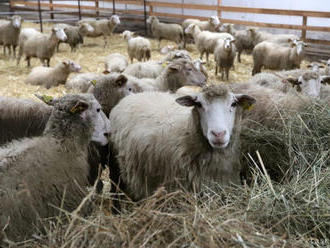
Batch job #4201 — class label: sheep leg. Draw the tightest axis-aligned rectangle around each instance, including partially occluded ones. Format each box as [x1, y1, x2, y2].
[103, 35, 108, 48]
[158, 38, 161, 50]
[26, 57, 31, 67]
[221, 67, 224, 80]
[252, 64, 261, 76]
[206, 53, 209, 63]
[12, 45, 16, 58]
[215, 64, 218, 76]
[46, 59, 50, 67]
[237, 51, 241, 63]
[200, 51, 204, 60]
[226, 68, 229, 81]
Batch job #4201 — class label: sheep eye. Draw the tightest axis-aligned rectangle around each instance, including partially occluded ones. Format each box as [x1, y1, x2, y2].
[128, 88, 132, 91]
[188, 67, 193, 71]
[231, 101, 238, 108]
[96, 108, 101, 112]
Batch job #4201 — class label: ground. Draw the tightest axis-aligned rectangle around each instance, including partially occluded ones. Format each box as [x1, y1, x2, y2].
[0, 22, 310, 100]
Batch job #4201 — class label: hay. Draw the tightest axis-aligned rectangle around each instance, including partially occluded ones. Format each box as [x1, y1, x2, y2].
[1, 22, 324, 248]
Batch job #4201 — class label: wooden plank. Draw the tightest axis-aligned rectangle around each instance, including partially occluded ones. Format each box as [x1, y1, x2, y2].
[95, 0, 99, 17]
[301, 16, 307, 41]
[217, 0, 221, 17]
[306, 38, 330, 46]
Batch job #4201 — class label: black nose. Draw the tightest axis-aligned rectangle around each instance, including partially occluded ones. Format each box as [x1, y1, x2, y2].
[103, 133, 109, 137]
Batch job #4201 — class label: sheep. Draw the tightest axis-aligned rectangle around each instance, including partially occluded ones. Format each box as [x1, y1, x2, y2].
[182, 16, 220, 48]
[55, 23, 94, 52]
[0, 94, 110, 243]
[252, 39, 308, 75]
[147, 16, 184, 49]
[248, 28, 300, 46]
[162, 49, 191, 62]
[193, 59, 208, 79]
[104, 53, 128, 73]
[214, 37, 236, 80]
[79, 15, 120, 47]
[320, 59, 330, 75]
[122, 30, 151, 63]
[123, 60, 164, 79]
[25, 60, 81, 89]
[17, 27, 67, 67]
[250, 71, 330, 98]
[127, 58, 207, 92]
[66, 73, 104, 93]
[109, 84, 256, 200]
[185, 23, 233, 62]
[218, 23, 254, 63]
[0, 15, 22, 57]
[0, 96, 52, 146]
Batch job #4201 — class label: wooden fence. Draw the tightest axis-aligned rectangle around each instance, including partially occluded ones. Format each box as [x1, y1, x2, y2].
[9, 0, 330, 46]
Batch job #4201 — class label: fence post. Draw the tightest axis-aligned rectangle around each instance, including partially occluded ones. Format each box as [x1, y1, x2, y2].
[78, 0, 81, 20]
[49, 0, 54, 19]
[113, 0, 116, 14]
[95, 0, 99, 17]
[37, 0, 43, 32]
[301, 16, 307, 41]
[144, 0, 147, 35]
[217, 0, 222, 18]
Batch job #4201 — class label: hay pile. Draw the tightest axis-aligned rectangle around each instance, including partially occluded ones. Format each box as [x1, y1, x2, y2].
[1, 22, 326, 248]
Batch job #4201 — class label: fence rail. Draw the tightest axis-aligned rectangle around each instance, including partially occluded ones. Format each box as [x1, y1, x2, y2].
[9, 0, 330, 46]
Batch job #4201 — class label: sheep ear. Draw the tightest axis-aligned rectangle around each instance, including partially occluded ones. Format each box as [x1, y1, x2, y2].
[318, 64, 325, 68]
[285, 77, 300, 86]
[70, 101, 89, 114]
[175, 95, 198, 107]
[235, 94, 256, 111]
[321, 75, 330, 85]
[103, 70, 110, 74]
[62, 61, 68, 66]
[34, 94, 55, 106]
[307, 64, 312, 68]
[169, 64, 181, 71]
[115, 74, 127, 87]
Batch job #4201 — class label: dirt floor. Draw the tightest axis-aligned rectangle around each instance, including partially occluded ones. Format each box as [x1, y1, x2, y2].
[0, 22, 311, 100]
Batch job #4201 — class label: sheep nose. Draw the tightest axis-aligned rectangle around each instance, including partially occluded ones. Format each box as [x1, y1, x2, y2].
[103, 132, 109, 138]
[211, 130, 226, 138]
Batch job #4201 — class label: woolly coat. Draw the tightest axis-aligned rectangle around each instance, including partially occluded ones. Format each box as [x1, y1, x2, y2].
[110, 91, 243, 200]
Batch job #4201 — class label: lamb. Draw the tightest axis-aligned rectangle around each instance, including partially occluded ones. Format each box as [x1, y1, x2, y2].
[193, 59, 208, 79]
[252, 39, 307, 75]
[127, 58, 207, 92]
[79, 15, 120, 47]
[55, 22, 94, 52]
[249, 28, 300, 46]
[185, 23, 233, 62]
[218, 23, 254, 63]
[0, 15, 22, 57]
[214, 37, 236, 80]
[123, 60, 164, 79]
[182, 16, 220, 48]
[122, 30, 151, 63]
[109, 84, 256, 200]
[17, 27, 67, 67]
[147, 16, 184, 49]
[25, 60, 81, 89]
[0, 94, 110, 243]
[104, 53, 128, 73]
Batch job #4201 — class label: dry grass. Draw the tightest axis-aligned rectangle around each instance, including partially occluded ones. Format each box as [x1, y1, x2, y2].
[1, 22, 325, 248]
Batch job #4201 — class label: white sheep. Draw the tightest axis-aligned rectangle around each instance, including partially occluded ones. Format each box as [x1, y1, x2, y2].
[182, 16, 220, 48]
[147, 16, 184, 49]
[66, 73, 104, 93]
[0, 15, 22, 57]
[79, 15, 120, 47]
[17, 27, 67, 67]
[104, 53, 128, 73]
[25, 60, 81, 88]
[185, 23, 233, 62]
[123, 61, 164, 79]
[122, 30, 151, 63]
[249, 28, 300, 46]
[214, 37, 236, 80]
[109, 84, 256, 200]
[252, 39, 308, 75]
[218, 23, 254, 63]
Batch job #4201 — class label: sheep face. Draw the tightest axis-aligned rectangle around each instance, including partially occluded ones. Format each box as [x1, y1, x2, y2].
[176, 85, 255, 149]
[167, 59, 207, 88]
[147, 16, 157, 24]
[218, 23, 230, 33]
[307, 63, 324, 72]
[87, 97, 111, 146]
[64, 60, 82, 73]
[297, 72, 322, 98]
[81, 23, 94, 33]
[184, 24, 195, 34]
[110, 15, 120, 25]
[11, 15, 22, 29]
[223, 37, 235, 52]
[210, 16, 220, 27]
[52, 27, 67, 41]
[291, 39, 307, 56]
[122, 30, 133, 40]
